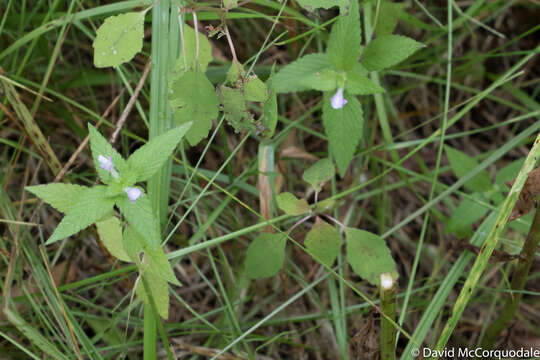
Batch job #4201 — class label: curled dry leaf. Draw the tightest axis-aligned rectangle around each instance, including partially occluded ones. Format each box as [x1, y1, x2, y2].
[509, 166, 540, 221]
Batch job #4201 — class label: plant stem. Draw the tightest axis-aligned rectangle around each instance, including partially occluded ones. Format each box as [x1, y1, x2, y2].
[480, 205, 540, 349]
[380, 273, 396, 360]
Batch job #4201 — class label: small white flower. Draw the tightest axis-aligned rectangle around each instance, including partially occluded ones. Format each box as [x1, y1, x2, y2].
[330, 87, 348, 109]
[125, 187, 142, 203]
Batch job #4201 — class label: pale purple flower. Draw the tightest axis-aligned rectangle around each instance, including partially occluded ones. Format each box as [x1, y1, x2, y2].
[98, 154, 119, 178]
[125, 187, 142, 203]
[330, 87, 348, 109]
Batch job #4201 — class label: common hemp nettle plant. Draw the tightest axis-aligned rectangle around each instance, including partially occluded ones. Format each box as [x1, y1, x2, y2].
[27, 122, 192, 318]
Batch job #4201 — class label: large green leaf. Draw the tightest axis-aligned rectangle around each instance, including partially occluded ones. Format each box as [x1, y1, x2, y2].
[361, 35, 423, 71]
[26, 184, 87, 213]
[47, 186, 115, 244]
[346, 228, 397, 285]
[115, 195, 161, 249]
[144, 246, 181, 286]
[276, 192, 310, 216]
[88, 124, 127, 184]
[219, 86, 252, 132]
[322, 93, 364, 176]
[269, 53, 332, 93]
[174, 24, 212, 73]
[244, 76, 269, 102]
[445, 146, 492, 193]
[374, 1, 403, 36]
[126, 122, 192, 181]
[326, 0, 361, 71]
[136, 271, 169, 319]
[95, 216, 131, 262]
[305, 219, 342, 267]
[245, 233, 287, 279]
[93, 12, 145, 68]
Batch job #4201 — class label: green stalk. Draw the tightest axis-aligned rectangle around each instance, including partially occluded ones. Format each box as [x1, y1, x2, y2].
[480, 205, 540, 349]
[146, 0, 178, 359]
[379, 273, 396, 360]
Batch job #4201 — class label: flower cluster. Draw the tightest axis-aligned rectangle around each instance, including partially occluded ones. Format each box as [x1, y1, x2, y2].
[98, 154, 142, 203]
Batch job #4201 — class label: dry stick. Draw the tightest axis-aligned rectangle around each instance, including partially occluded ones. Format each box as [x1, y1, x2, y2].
[109, 58, 152, 144]
[39, 245, 84, 360]
[480, 205, 540, 349]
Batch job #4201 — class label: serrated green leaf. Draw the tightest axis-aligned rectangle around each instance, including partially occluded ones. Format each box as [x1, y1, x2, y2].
[276, 192, 310, 216]
[93, 12, 145, 68]
[219, 86, 253, 132]
[245, 233, 286, 279]
[123, 225, 145, 263]
[296, 0, 350, 13]
[346, 70, 385, 95]
[298, 69, 341, 91]
[171, 24, 213, 74]
[169, 70, 216, 147]
[374, 1, 403, 36]
[322, 95, 364, 176]
[145, 246, 180, 286]
[26, 184, 86, 213]
[269, 53, 332, 93]
[96, 216, 131, 262]
[445, 146, 492, 193]
[116, 195, 160, 249]
[88, 124, 127, 184]
[303, 158, 335, 191]
[244, 76, 269, 102]
[346, 228, 397, 285]
[327, 0, 361, 71]
[361, 35, 423, 71]
[47, 186, 115, 244]
[136, 271, 169, 319]
[127, 122, 192, 181]
[305, 219, 342, 267]
[445, 195, 489, 238]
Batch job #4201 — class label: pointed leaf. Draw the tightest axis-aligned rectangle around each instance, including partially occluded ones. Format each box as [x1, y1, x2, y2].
[126, 122, 192, 181]
[346, 228, 397, 285]
[322, 95, 364, 176]
[26, 184, 87, 213]
[361, 35, 423, 71]
[276, 192, 310, 216]
[303, 158, 335, 191]
[245, 233, 286, 279]
[269, 53, 332, 93]
[346, 70, 385, 95]
[298, 69, 341, 91]
[445, 146, 492, 193]
[305, 219, 342, 267]
[47, 186, 115, 244]
[93, 12, 145, 68]
[88, 124, 127, 184]
[327, 0, 361, 71]
[116, 195, 160, 249]
[136, 271, 169, 319]
[95, 216, 131, 262]
[145, 246, 181, 286]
